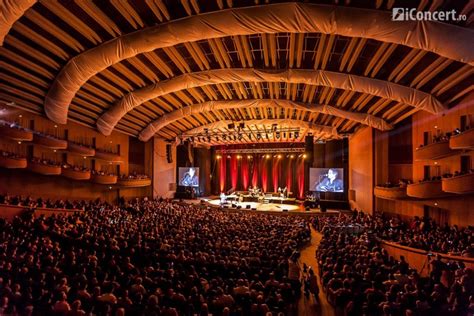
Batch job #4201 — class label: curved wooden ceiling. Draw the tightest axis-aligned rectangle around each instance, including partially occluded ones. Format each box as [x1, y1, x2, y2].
[0, 0, 473, 144]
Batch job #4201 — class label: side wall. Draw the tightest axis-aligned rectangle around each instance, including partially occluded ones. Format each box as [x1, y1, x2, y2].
[152, 138, 176, 198]
[0, 109, 152, 203]
[349, 127, 374, 213]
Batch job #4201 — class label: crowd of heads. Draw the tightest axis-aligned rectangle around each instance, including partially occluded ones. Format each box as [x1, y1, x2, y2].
[0, 194, 108, 211]
[0, 199, 310, 315]
[314, 212, 474, 315]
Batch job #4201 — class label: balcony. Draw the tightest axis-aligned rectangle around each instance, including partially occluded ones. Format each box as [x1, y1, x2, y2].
[67, 142, 96, 156]
[407, 181, 445, 199]
[449, 129, 474, 150]
[91, 174, 117, 185]
[374, 186, 408, 200]
[33, 133, 68, 149]
[0, 124, 33, 141]
[442, 173, 474, 194]
[94, 150, 123, 163]
[27, 161, 61, 175]
[0, 156, 27, 169]
[62, 168, 91, 181]
[117, 178, 152, 187]
[414, 140, 459, 161]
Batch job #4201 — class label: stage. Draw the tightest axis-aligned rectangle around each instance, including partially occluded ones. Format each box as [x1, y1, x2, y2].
[195, 197, 343, 215]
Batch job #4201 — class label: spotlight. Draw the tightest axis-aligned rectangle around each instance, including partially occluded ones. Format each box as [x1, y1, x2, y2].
[290, 154, 295, 158]
[294, 131, 299, 138]
[276, 131, 280, 139]
[216, 155, 221, 159]
[303, 154, 307, 159]
[247, 155, 252, 159]
[256, 133, 261, 140]
[17, 141, 21, 145]
[227, 155, 231, 159]
[266, 154, 270, 159]
[54, 125, 58, 128]
[223, 135, 227, 141]
[238, 134, 243, 140]
[237, 155, 242, 159]
[277, 155, 281, 159]
[248, 133, 252, 140]
[283, 132, 287, 138]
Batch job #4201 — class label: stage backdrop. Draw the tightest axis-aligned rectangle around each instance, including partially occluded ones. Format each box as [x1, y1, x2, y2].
[212, 140, 348, 200]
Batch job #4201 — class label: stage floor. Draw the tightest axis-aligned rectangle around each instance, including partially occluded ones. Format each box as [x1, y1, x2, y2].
[196, 198, 340, 214]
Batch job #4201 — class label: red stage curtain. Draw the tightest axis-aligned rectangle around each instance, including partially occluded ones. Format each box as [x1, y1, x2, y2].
[230, 155, 238, 189]
[286, 158, 293, 193]
[219, 157, 226, 192]
[260, 157, 268, 192]
[241, 157, 249, 190]
[297, 158, 305, 198]
[251, 157, 258, 188]
[272, 158, 280, 192]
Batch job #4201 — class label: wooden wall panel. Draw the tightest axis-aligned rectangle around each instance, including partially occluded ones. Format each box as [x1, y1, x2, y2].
[349, 127, 374, 213]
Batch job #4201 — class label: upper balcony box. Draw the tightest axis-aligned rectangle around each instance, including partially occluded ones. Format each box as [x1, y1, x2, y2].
[27, 161, 61, 175]
[449, 129, 474, 150]
[407, 181, 445, 199]
[117, 178, 152, 187]
[67, 141, 95, 157]
[0, 156, 27, 169]
[414, 140, 459, 161]
[33, 133, 68, 149]
[442, 173, 474, 194]
[0, 124, 32, 141]
[94, 150, 123, 164]
[374, 186, 408, 200]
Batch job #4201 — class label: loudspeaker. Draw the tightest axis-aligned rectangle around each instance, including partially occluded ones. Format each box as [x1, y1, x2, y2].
[305, 135, 314, 161]
[166, 143, 172, 163]
[282, 209, 288, 212]
[246, 205, 251, 209]
[237, 205, 242, 209]
[251, 208, 257, 210]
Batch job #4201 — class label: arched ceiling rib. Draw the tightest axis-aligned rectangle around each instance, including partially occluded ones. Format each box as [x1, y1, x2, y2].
[44, 2, 473, 125]
[138, 99, 393, 141]
[0, 0, 36, 45]
[97, 68, 443, 135]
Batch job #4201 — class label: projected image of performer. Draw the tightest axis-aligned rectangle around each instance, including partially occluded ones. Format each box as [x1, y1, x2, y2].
[314, 168, 343, 192]
[180, 167, 199, 187]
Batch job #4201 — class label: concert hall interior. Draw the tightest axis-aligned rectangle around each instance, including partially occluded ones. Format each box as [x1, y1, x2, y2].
[0, 1, 473, 315]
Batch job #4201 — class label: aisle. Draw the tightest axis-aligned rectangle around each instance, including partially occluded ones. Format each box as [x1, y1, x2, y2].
[297, 227, 335, 316]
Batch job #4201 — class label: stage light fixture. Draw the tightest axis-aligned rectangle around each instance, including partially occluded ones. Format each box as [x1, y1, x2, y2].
[277, 155, 281, 158]
[247, 155, 252, 159]
[216, 155, 221, 159]
[294, 131, 299, 138]
[276, 131, 280, 139]
[266, 154, 270, 159]
[283, 132, 287, 138]
[216, 136, 219, 141]
[256, 133, 261, 139]
[237, 155, 242, 159]
[227, 155, 231, 159]
[223, 135, 227, 140]
[290, 154, 295, 158]
[238, 134, 243, 140]
[191, 136, 195, 142]
[303, 154, 307, 159]
[207, 136, 211, 142]
[248, 133, 252, 139]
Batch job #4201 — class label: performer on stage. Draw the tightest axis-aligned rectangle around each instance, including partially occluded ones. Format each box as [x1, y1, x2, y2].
[314, 168, 343, 192]
[283, 186, 288, 198]
[220, 192, 226, 205]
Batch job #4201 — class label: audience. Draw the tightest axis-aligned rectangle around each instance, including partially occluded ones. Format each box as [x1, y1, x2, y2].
[315, 216, 474, 316]
[0, 199, 310, 315]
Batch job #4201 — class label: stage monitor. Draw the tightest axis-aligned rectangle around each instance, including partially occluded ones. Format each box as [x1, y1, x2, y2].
[310, 168, 344, 193]
[178, 167, 199, 187]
